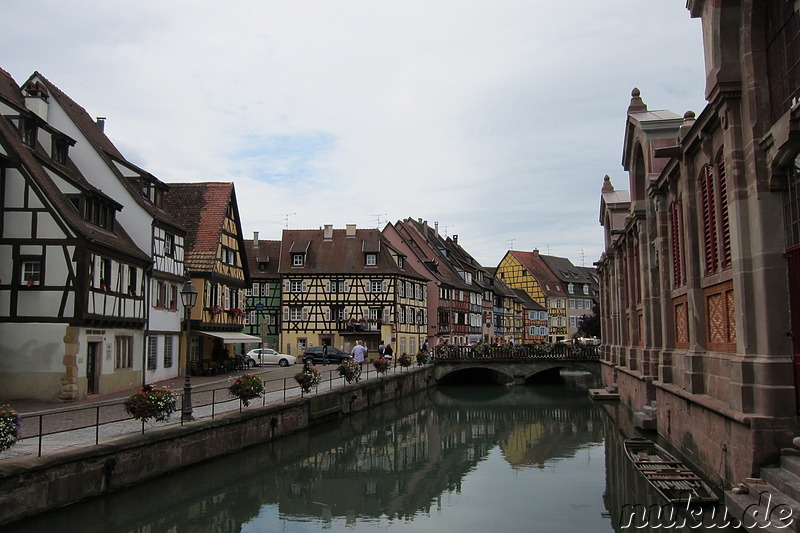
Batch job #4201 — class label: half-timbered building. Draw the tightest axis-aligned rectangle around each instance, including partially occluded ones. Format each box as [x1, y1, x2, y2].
[0, 68, 152, 401]
[279, 224, 428, 357]
[163, 183, 258, 371]
[243, 233, 281, 350]
[383, 218, 479, 347]
[26, 72, 188, 384]
[496, 250, 567, 343]
[540, 255, 594, 339]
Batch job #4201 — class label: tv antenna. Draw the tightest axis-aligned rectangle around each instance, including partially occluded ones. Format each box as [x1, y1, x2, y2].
[579, 249, 585, 267]
[279, 213, 296, 229]
[506, 238, 516, 249]
[441, 225, 453, 237]
[546, 243, 551, 255]
[369, 213, 387, 228]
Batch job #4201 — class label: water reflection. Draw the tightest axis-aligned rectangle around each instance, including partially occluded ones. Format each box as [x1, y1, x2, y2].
[8, 382, 613, 532]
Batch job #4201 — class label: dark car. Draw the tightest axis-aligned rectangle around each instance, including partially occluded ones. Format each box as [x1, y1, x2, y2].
[302, 346, 351, 365]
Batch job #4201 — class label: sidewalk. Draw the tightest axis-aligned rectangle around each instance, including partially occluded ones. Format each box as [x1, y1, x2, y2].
[1, 363, 406, 460]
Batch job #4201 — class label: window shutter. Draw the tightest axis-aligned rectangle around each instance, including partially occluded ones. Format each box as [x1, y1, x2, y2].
[283, 307, 289, 321]
[382, 281, 388, 293]
[398, 282, 404, 297]
[344, 308, 350, 320]
[302, 281, 308, 292]
[365, 281, 371, 293]
[302, 307, 309, 321]
[284, 280, 290, 293]
[344, 281, 350, 293]
[701, 165, 719, 274]
[325, 308, 331, 321]
[718, 156, 731, 269]
[326, 281, 331, 292]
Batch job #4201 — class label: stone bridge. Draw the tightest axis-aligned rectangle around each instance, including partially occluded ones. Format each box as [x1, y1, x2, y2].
[431, 345, 601, 385]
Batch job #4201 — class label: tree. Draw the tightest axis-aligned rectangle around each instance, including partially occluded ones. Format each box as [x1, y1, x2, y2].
[577, 303, 601, 339]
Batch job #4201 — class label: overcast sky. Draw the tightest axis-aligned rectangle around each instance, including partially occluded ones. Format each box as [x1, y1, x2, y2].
[2, 1, 707, 267]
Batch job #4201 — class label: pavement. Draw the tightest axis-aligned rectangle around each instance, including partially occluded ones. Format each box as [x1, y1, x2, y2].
[0, 362, 405, 460]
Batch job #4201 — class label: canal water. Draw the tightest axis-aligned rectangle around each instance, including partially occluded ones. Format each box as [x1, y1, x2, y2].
[5, 375, 740, 532]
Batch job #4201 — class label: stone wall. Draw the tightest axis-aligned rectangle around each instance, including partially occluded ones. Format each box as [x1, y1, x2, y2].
[0, 367, 435, 527]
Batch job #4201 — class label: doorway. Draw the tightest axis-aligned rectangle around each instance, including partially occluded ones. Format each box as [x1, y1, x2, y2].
[86, 342, 101, 395]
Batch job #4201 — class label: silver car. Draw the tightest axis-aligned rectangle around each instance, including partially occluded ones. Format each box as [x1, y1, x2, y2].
[246, 348, 297, 367]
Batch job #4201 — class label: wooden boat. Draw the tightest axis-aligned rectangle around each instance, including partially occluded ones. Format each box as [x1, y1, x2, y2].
[624, 438, 719, 505]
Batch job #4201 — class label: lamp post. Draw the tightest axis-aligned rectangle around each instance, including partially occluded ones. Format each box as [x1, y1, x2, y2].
[180, 276, 198, 422]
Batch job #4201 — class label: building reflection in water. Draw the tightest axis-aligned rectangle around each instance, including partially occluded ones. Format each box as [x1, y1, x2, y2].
[6, 379, 617, 532]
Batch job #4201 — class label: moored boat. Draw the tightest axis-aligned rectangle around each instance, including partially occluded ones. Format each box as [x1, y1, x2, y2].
[624, 438, 719, 505]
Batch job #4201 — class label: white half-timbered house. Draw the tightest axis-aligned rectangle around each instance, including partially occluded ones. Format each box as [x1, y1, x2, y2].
[27, 72, 188, 384]
[0, 68, 152, 401]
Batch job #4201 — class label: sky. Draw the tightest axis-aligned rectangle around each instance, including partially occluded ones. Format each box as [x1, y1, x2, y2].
[1, 1, 707, 268]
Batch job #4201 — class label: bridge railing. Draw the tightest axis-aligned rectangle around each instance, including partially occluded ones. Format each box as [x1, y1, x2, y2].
[433, 343, 600, 361]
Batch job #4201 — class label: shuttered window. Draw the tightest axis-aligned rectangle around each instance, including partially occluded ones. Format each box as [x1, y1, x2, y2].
[669, 200, 686, 288]
[700, 156, 732, 275]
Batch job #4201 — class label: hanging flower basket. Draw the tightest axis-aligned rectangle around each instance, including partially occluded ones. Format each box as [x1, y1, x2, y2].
[416, 351, 429, 366]
[398, 353, 413, 368]
[228, 374, 265, 406]
[0, 404, 21, 452]
[373, 357, 389, 374]
[337, 359, 360, 383]
[123, 385, 177, 422]
[295, 366, 321, 393]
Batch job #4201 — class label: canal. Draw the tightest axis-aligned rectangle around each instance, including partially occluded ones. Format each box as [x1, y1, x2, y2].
[4, 373, 739, 532]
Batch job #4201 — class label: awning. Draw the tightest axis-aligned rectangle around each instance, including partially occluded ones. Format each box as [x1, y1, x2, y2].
[198, 331, 262, 344]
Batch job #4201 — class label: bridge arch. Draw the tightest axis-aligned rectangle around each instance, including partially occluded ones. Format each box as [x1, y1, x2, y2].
[433, 359, 601, 386]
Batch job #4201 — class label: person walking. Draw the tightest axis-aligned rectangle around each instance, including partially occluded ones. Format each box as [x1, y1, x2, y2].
[351, 340, 367, 381]
[322, 344, 329, 365]
[383, 342, 393, 366]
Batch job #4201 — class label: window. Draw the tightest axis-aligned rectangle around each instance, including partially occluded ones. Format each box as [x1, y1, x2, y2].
[569, 299, 575, 309]
[568, 283, 575, 294]
[170, 284, 178, 310]
[21, 258, 42, 286]
[371, 280, 383, 293]
[290, 280, 304, 293]
[583, 285, 589, 295]
[290, 306, 304, 321]
[221, 246, 236, 266]
[164, 233, 175, 257]
[669, 200, 686, 287]
[292, 253, 304, 267]
[330, 280, 346, 293]
[700, 157, 731, 275]
[52, 136, 69, 164]
[415, 284, 422, 300]
[164, 336, 174, 368]
[398, 256, 404, 268]
[365, 253, 377, 266]
[157, 281, 167, 308]
[765, 2, 800, 123]
[147, 336, 158, 370]
[20, 117, 36, 147]
[569, 316, 577, 328]
[115, 336, 133, 369]
[100, 258, 112, 290]
[128, 267, 137, 295]
[398, 282, 405, 297]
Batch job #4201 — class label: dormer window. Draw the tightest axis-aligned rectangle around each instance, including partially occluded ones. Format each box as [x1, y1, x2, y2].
[568, 283, 575, 294]
[52, 136, 69, 164]
[292, 253, 305, 267]
[398, 256, 404, 268]
[20, 117, 36, 147]
[365, 253, 377, 266]
[258, 262, 267, 272]
[583, 285, 589, 295]
[82, 196, 116, 231]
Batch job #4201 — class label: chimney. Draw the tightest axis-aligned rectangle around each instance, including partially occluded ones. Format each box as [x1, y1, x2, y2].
[253, 231, 259, 246]
[324, 224, 333, 240]
[346, 224, 356, 237]
[453, 235, 458, 244]
[24, 81, 49, 121]
[532, 249, 539, 255]
[435, 222, 439, 235]
[96, 117, 106, 132]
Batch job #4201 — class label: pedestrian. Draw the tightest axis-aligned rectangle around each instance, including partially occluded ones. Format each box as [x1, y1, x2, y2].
[322, 344, 329, 365]
[351, 340, 367, 381]
[383, 342, 393, 364]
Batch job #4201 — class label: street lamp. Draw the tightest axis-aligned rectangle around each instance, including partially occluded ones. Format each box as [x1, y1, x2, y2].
[180, 276, 198, 422]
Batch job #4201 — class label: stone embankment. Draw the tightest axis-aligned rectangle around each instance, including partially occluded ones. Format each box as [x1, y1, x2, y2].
[0, 366, 435, 527]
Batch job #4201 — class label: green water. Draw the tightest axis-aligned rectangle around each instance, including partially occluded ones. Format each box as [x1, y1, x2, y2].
[3, 379, 738, 532]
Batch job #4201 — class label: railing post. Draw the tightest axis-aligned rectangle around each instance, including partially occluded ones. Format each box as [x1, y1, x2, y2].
[95, 406, 101, 444]
[38, 415, 43, 457]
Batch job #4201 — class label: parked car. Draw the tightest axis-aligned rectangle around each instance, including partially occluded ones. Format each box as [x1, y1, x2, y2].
[302, 346, 351, 365]
[246, 348, 297, 367]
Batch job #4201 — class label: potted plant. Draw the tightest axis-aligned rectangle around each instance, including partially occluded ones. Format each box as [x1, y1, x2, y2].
[398, 353, 413, 368]
[0, 404, 21, 452]
[123, 385, 177, 422]
[337, 358, 360, 383]
[295, 365, 321, 393]
[208, 305, 224, 315]
[416, 351, 429, 366]
[228, 373, 265, 406]
[373, 357, 389, 374]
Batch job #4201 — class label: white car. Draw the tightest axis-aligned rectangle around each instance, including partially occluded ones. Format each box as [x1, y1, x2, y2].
[246, 348, 297, 367]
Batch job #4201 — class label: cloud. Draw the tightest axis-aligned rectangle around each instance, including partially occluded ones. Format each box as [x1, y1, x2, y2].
[2, 0, 707, 267]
